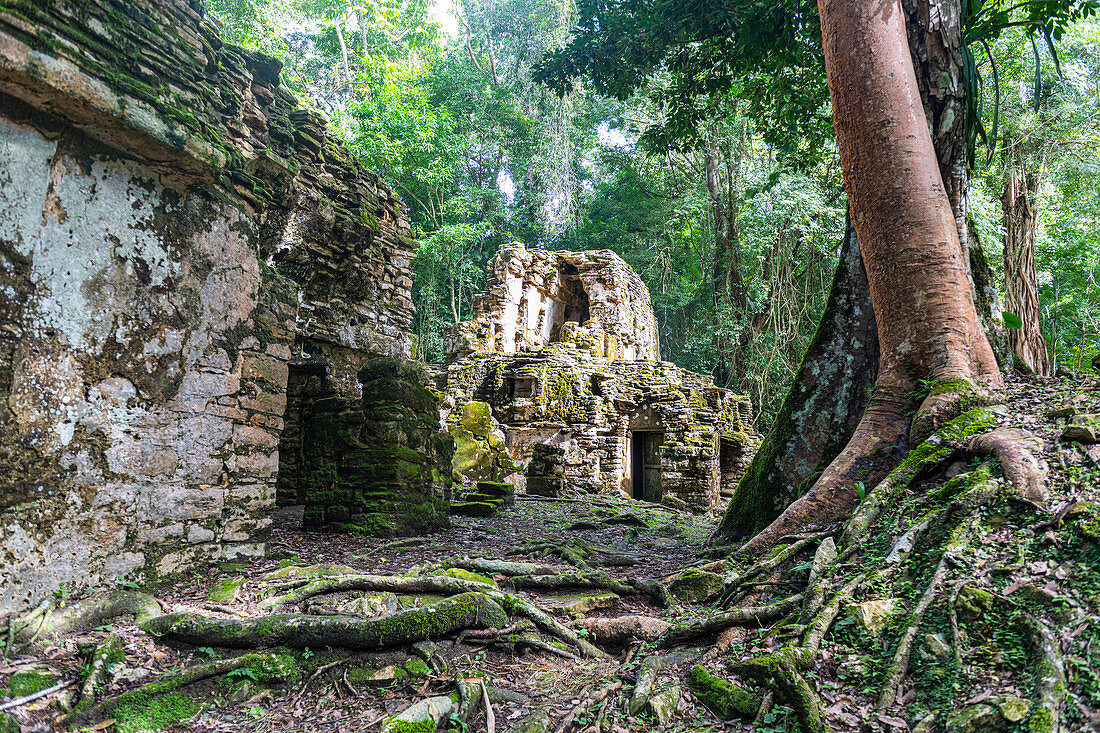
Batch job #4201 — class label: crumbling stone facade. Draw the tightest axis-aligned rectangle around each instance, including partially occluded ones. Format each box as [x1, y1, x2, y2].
[0, 0, 434, 614]
[442, 244, 760, 511]
[448, 242, 660, 361]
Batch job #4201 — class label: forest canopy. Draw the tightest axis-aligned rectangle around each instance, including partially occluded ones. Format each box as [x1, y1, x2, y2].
[210, 0, 1100, 428]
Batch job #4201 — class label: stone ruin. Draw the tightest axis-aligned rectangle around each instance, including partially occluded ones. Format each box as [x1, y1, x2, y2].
[0, 1, 760, 617]
[441, 243, 761, 511]
[0, 0, 451, 615]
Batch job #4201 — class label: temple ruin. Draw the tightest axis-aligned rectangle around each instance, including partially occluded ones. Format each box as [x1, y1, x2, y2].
[0, 0, 450, 615]
[442, 243, 760, 511]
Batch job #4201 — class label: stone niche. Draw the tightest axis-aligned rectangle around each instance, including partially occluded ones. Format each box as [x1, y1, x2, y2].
[442, 244, 761, 511]
[0, 0, 444, 615]
[447, 242, 661, 361]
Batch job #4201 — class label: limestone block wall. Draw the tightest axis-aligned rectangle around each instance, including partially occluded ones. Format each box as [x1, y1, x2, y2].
[0, 0, 417, 614]
[443, 347, 761, 511]
[447, 243, 660, 361]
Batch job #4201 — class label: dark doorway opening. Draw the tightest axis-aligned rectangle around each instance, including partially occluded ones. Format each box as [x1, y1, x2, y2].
[550, 269, 591, 342]
[718, 436, 743, 493]
[275, 362, 332, 508]
[631, 431, 663, 501]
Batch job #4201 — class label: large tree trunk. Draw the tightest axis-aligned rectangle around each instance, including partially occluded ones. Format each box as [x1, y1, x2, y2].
[1002, 151, 1051, 375]
[716, 217, 885, 540]
[903, 0, 1009, 366]
[738, 0, 1002, 554]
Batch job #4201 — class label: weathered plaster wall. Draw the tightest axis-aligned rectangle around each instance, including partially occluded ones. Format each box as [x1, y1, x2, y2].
[0, 1, 417, 614]
[447, 243, 661, 361]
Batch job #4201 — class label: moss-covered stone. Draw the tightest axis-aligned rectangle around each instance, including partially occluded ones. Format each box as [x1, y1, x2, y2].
[687, 665, 761, 720]
[5, 669, 56, 697]
[669, 569, 723, 604]
[380, 695, 454, 733]
[208, 575, 245, 604]
[300, 357, 453, 537]
[450, 501, 500, 518]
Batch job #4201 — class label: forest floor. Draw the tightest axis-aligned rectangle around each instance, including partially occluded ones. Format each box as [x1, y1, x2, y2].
[1, 375, 1099, 733]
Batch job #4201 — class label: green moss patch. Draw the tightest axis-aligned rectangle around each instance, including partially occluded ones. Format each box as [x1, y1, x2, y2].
[109, 691, 198, 733]
[6, 669, 56, 697]
[688, 665, 761, 719]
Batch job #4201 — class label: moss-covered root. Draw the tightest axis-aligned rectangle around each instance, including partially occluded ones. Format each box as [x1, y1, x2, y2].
[732, 649, 823, 733]
[77, 636, 125, 709]
[842, 407, 997, 548]
[657, 593, 805, 649]
[260, 573, 493, 610]
[719, 533, 829, 607]
[1020, 614, 1066, 733]
[506, 570, 633, 596]
[877, 510, 981, 712]
[143, 592, 508, 649]
[66, 653, 276, 729]
[483, 590, 607, 659]
[687, 665, 761, 720]
[20, 591, 161, 643]
[627, 650, 703, 715]
[430, 556, 562, 577]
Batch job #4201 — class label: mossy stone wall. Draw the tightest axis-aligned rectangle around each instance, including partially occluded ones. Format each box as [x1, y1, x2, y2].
[301, 358, 453, 536]
[0, 1, 419, 612]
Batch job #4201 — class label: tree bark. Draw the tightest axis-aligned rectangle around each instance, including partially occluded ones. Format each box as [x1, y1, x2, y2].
[716, 217, 884, 540]
[1002, 150, 1051, 375]
[903, 0, 1009, 366]
[739, 0, 1002, 554]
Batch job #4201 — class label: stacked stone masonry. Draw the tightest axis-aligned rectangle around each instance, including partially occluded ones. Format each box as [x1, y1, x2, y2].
[0, 0, 423, 614]
[442, 244, 761, 512]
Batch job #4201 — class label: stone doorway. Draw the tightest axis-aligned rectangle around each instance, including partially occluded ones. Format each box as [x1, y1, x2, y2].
[631, 430, 663, 502]
[719, 436, 744, 492]
[274, 362, 331, 508]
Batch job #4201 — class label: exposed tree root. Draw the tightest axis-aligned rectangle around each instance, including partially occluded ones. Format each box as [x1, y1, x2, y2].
[718, 532, 829, 606]
[508, 539, 637, 568]
[77, 636, 123, 711]
[574, 615, 671, 646]
[877, 511, 981, 712]
[737, 389, 914, 556]
[627, 650, 702, 715]
[143, 593, 508, 649]
[969, 427, 1049, 504]
[10, 591, 161, 647]
[841, 407, 997, 547]
[1020, 613, 1067, 733]
[482, 590, 607, 658]
[657, 594, 805, 648]
[506, 571, 633, 596]
[434, 557, 563, 576]
[66, 653, 279, 728]
[731, 649, 823, 733]
[260, 573, 493, 609]
[552, 680, 621, 733]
